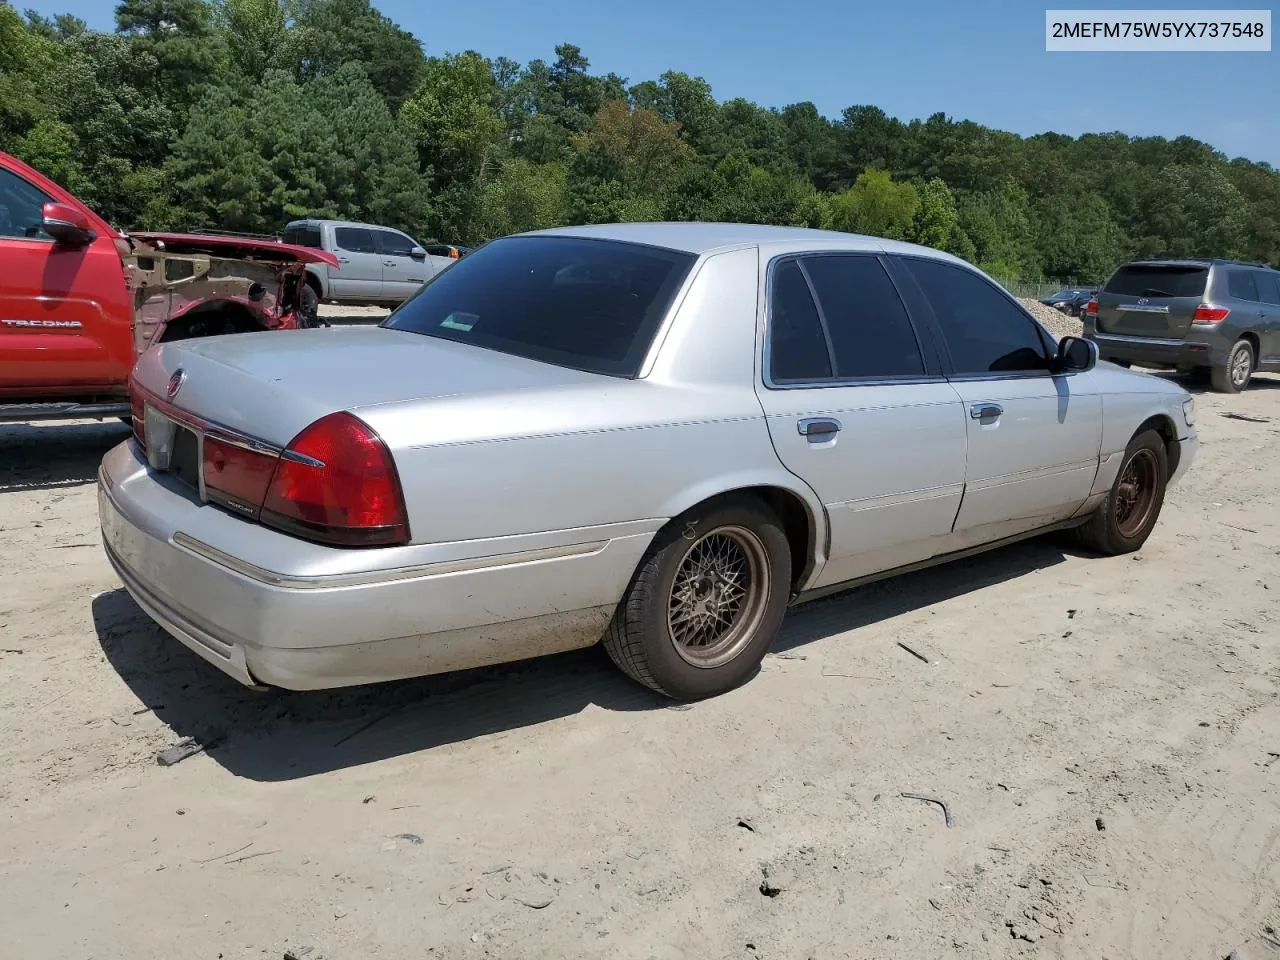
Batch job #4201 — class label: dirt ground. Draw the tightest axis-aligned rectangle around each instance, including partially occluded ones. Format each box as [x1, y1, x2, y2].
[1, 373, 1278, 960]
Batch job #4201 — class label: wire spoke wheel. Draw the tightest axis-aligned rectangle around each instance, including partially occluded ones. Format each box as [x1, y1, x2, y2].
[666, 525, 771, 669]
[1114, 448, 1160, 538]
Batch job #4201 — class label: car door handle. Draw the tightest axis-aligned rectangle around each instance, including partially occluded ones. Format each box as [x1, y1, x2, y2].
[336, 256, 350, 264]
[970, 402, 1003, 420]
[797, 417, 841, 441]
[383, 259, 397, 266]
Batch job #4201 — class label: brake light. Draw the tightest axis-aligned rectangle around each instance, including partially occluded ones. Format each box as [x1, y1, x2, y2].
[129, 377, 147, 452]
[203, 437, 277, 519]
[260, 412, 409, 547]
[1192, 304, 1230, 324]
[1085, 299, 1098, 316]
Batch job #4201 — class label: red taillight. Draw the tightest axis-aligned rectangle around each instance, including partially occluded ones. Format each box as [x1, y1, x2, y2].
[1085, 299, 1098, 315]
[260, 412, 409, 547]
[1193, 304, 1230, 324]
[129, 377, 147, 452]
[202, 437, 278, 519]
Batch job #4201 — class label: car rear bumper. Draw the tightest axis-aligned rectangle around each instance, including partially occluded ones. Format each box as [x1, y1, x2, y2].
[97, 440, 657, 690]
[1089, 332, 1227, 369]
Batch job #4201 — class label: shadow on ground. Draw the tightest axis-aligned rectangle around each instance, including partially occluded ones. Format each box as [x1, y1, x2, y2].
[0, 420, 130, 492]
[93, 534, 1074, 782]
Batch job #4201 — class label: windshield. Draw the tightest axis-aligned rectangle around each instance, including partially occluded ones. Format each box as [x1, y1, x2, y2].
[383, 235, 696, 377]
[1104, 265, 1209, 299]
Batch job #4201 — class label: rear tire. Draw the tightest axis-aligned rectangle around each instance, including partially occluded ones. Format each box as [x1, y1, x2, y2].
[1074, 429, 1168, 555]
[1211, 339, 1254, 393]
[603, 497, 791, 701]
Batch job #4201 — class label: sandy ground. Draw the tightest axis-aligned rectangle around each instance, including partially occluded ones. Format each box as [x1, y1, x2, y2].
[1, 374, 1278, 960]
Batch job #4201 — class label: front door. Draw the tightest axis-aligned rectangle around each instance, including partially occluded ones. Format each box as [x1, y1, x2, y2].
[328, 226, 384, 300]
[1249, 270, 1280, 364]
[895, 255, 1102, 545]
[754, 252, 969, 588]
[0, 165, 133, 394]
[373, 228, 435, 302]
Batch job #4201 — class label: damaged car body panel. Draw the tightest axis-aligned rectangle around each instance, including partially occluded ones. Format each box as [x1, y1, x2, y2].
[126, 234, 339, 351]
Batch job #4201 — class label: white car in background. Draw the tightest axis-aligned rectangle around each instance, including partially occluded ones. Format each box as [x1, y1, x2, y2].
[282, 219, 460, 317]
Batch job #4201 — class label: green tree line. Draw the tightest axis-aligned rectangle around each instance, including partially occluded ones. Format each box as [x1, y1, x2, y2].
[3, 0, 1278, 282]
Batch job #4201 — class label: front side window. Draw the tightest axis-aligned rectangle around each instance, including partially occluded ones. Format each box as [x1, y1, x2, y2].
[334, 227, 375, 254]
[375, 230, 416, 257]
[383, 236, 695, 377]
[802, 255, 924, 379]
[904, 257, 1051, 375]
[0, 168, 54, 240]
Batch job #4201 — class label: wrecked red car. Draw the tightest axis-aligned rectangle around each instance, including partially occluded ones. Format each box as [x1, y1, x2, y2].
[0, 150, 337, 423]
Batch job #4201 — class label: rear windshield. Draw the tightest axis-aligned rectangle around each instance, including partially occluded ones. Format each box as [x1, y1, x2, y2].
[383, 236, 696, 377]
[1104, 264, 1208, 299]
[283, 225, 323, 248]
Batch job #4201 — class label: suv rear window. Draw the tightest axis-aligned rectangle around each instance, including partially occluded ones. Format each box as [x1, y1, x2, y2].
[283, 225, 323, 248]
[1104, 264, 1209, 299]
[383, 236, 696, 377]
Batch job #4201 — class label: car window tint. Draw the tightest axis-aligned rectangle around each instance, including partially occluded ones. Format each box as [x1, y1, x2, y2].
[284, 225, 323, 248]
[384, 236, 695, 378]
[1227, 270, 1259, 302]
[375, 230, 415, 257]
[1256, 272, 1280, 306]
[802, 255, 923, 379]
[904, 257, 1051, 375]
[334, 227, 375, 253]
[1104, 265, 1208, 299]
[768, 259, 832, 383]
[0, 167, 54, 240]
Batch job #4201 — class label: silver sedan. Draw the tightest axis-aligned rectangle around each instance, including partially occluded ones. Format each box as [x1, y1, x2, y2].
[98, 223, 1199, 700]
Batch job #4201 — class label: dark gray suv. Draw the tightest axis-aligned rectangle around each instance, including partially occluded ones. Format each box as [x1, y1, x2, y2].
[1085, 259, 1280, 392]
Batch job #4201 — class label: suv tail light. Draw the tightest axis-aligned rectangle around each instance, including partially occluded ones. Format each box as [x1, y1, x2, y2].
[260, 412, 409, 547]
[1192, 304, 1230, 324]
[129, 376, 147, 452]
[1085, 299, 1098, 316]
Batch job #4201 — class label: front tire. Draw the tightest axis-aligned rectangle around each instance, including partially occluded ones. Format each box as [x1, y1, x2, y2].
[603, 497, 791, 700]
[1074, 429, 1168, 555]
[1210, 339, 1254, 393]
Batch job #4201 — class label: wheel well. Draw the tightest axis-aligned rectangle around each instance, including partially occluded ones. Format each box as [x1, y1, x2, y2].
[158, 302, 266, 343]
[1240, 332, 1260, 367]
[305, 272, 323, 298]
[682, 486, 815, 593]
[1135, 414, 1180, 480]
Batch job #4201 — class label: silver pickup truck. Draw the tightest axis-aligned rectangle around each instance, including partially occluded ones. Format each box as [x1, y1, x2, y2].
[282, 219, 462, 315]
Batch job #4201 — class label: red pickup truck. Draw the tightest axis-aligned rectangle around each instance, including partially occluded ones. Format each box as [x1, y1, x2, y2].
[0, 151, 338, 423]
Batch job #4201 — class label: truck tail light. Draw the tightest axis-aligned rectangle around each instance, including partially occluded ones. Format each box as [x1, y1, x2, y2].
[260, 412, 409, 547]
[202, 437, 278, 519]
[1192, 304, 1230, 324]
[129, 377, 147, 452]
[1085, 299, 1098, 316]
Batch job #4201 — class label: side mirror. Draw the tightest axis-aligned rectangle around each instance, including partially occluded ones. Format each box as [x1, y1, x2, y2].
[42, 202, 95, 246]
[1054, 335, 1097, 373]
[409, 246, 426, 260]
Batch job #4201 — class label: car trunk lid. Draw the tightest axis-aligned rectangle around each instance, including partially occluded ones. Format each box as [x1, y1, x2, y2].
[1095, 263, 1209, 339]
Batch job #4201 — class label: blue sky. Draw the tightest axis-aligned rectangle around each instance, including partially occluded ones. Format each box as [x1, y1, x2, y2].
[31, 0, 1280, 165]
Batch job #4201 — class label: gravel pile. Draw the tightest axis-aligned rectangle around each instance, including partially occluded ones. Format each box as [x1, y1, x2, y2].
[1020, 298, 1084, 341]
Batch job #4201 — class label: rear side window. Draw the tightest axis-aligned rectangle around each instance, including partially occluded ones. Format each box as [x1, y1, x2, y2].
[903, 257, 1051, 375]
[375, 230, 416, 257]
[1256, 272, 1280, 305]
[334, 227, 375, 253]
[802, 255, 924, 379]
[0, 167, 54, 240]
[1104, 264, 1208, 299]
[284, 225, 323, 248]
[1227, 270, 1259, 301]
[384, 236, 695, 377]
[769, 260, 832, 383]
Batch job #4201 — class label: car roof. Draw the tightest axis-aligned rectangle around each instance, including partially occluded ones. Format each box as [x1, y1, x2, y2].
[517, 221, 963, 260]
[1123, 258, 1277, 271]
[285, 218, 412, 233]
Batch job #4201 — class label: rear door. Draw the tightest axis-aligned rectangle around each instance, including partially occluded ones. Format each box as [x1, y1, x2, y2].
[373, 228, 435, 301]
[328, 226, 383, 300]
[896, 255, 1102, 544]
[1254, 271, 1280, 363]
[754, 252, 969, 588]
[0, 165, 133, 393]
[1095, 262, 1209, 340]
